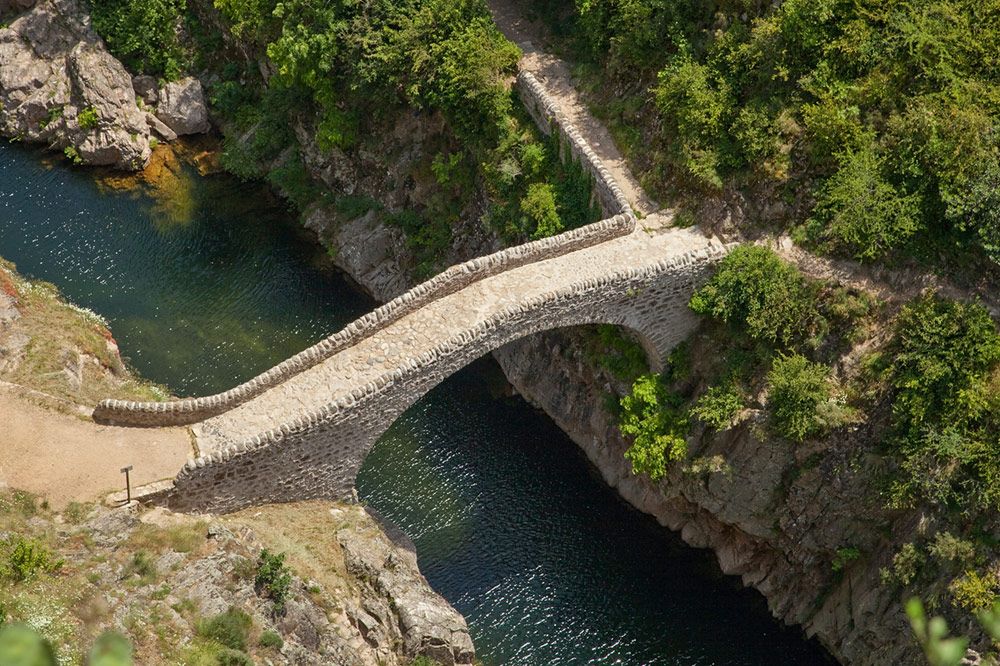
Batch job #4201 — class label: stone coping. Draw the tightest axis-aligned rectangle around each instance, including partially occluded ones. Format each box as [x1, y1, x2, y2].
[93, 213, 635, 427]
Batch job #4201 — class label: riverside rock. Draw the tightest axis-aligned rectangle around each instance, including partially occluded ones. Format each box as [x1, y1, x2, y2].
[155, 76, 210, 135]
[0, 0, 151, 169]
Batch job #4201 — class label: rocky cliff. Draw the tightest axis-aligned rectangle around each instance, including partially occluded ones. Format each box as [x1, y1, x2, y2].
[0, 0, 209, 169]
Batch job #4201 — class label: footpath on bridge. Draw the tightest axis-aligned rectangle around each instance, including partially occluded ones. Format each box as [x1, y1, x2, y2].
[89, 4, 727, 512]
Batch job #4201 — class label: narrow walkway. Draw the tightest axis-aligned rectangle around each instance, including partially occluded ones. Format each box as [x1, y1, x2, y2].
[486, 0, 661, 216]
[0, 385, 191, 508]
[193, 225, 714, 454]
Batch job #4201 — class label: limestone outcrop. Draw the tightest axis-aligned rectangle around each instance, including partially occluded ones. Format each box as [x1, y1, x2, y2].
[0, 0, 151, 169]
[156, 76, 210, 136]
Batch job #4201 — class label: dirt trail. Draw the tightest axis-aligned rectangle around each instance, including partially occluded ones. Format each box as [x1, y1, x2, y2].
[486, 0, 660, 216]
[0, 385, 192, 508]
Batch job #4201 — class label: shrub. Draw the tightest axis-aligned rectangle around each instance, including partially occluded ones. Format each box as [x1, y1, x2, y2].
[88, 631, 134, 666]
[77, 106, 99, 130]
[831, 546, 861, 572]
[0, 625, 58, 666]
[126, 550, 157, 584]
[890, 295, 1000, 436]
[881, 543, 925, 588]
[216, 648, 254, 666]
[521, 183, 563, 240]
[5, 537, 62, 582]
[255, 549, 292, 613]
[619, 374, 688, 480]
[259, 629, 283, 649]
[809, 144, 923, 261]
[929, 533, 977, 570]
[949, 570, 999, 612]
[87, 0, 188, 78]
[197, 607, 252, 651]
[691, 383, 744, 430]
[689, 246, 819, 348]
[766, 354, 833, 442]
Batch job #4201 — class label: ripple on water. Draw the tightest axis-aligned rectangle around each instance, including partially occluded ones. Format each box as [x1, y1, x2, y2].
[0, 142, 834, 665]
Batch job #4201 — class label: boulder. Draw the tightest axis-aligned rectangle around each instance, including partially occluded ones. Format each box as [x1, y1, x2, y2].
[131, 74, 158, 106]
[145, 111, 177, 142]
[155, 76, 210, 135]
[0, 0, 151, 170]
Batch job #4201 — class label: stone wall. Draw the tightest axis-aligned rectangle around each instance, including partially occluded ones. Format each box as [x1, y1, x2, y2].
[93, 213, 635, 427]
[163, 243, 727, 513]
[516, 72, 632, 218]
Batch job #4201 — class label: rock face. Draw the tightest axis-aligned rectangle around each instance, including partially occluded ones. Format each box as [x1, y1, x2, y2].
[339, 519, 476, 666]
[0, 0, 152, 169]
[155, 76, 210, 136]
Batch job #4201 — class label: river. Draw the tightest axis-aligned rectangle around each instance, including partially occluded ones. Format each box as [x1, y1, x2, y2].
[0, 143, 834, 665]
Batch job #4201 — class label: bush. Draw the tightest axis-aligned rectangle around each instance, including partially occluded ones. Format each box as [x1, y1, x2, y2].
[88, 631, 134, 666]
[766, 354, 832, 442]
[689, 246, 819, 348]
[809, 144, 923, 260]
[619, 374, 688, 480]
[197, 607, 252, 651]
[4, 537, 62, 582]
[521, 183, 563, 240]
[881, 542, 925, 588]
[126, 550, 157, 583]
[0, 625, 58, 666]
[890, 295, 1000, 436]
[691, 384, 744, 430]
[88, 0, 188, 78]
[258, 629, 283, 649]
[949, 570, 999, 612]
[216, 648, 254, 666]
[255, 550, 292, 613]
[929, 533, 977, 570]
[77, 106, 100, 130]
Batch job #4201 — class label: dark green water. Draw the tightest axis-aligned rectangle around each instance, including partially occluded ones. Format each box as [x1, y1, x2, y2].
[0, 143, 834, 665]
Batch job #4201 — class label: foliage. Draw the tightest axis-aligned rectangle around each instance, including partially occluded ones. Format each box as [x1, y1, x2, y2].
[689, 246, 819, 349]
[766, 354, 833, 442]
[950, 570, 1000, 612]
[929, 533, 978, 570]
[77, 107, 100, 131]
[906, 598, 969, 666]
[88, 0, 188, 78]
[690, 383, 744, 431]
[521, 183, 563, 240]
[907, 598, 1000, 666]
[544, 0, 1000, 265]
[88, 631, 134, 666]
[831, 547, 861, 573]
[586, 325, 650, 383]
[881, 543, 926, 588]
[0, 625, 58, 666]
[255, 549, 292, 613]
[3, 538, 62, 583]
[807, 143, 923, 260]
[125, 550, 157, 584]
[258, 629, 283, 650]
[886, 296, 1000, 516]
[619, 374, 688, 480]
[197, 607, 252, 651]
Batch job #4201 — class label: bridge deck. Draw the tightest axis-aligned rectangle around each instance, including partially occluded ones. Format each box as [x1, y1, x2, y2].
[193, 219, 709, 454]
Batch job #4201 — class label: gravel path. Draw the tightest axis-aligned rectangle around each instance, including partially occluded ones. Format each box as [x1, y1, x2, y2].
[486, 0, 661, 216]
[0, 385, 192, 507]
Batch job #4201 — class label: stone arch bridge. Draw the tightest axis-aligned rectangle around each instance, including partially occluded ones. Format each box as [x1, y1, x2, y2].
[93, 73, 731, 513]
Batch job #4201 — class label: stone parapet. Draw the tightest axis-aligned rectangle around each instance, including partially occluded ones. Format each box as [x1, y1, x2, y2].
[93, 213, 635, 427]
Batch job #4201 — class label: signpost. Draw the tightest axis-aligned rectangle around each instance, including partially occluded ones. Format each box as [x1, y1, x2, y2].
[120, 465, 133, 504]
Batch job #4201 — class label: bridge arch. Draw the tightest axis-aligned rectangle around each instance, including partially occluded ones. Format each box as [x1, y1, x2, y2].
[161, 244, 722, 514]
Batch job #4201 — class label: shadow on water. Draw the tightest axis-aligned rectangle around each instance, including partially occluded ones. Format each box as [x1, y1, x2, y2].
[0, 141, 836, 665]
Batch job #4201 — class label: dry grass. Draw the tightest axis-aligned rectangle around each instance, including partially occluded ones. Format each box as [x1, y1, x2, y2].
[0, 260, 167, 406]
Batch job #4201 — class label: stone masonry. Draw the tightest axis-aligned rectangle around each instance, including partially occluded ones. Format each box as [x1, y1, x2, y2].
[93, 56, 731, 513]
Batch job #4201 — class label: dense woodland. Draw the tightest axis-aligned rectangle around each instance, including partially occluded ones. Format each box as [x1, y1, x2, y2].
[70, 0, 1000, 663]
